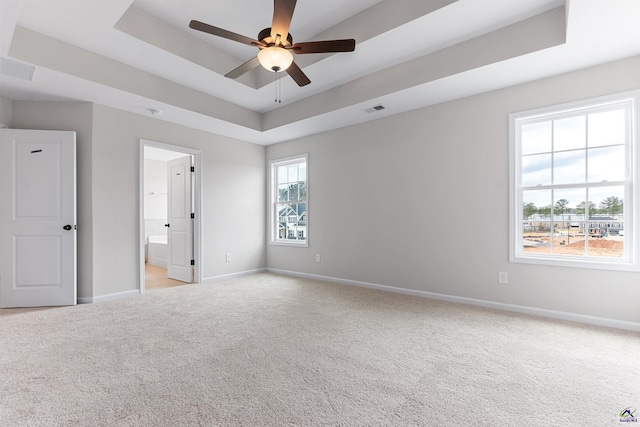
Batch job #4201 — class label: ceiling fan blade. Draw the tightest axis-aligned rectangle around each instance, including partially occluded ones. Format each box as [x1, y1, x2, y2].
[286, 61, 310, 87]
[189, 20, 261, 47]
[225, 57, 261, 79]
[291, 39, 356, 54]
[271, 0, 297, 43]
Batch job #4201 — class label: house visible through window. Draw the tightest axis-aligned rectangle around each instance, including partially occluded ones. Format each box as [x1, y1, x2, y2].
[270, 155, 307, 246]
[510, 91, 638, 270]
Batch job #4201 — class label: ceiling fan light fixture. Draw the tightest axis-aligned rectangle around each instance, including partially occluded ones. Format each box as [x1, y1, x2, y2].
[258, 46, 293, 72]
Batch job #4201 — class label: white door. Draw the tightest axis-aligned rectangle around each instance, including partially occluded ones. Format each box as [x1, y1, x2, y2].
[167, 155, 192, 282]
[0, 129, 77, 307]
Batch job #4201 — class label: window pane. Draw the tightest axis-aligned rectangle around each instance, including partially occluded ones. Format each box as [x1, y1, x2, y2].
[277, 203, 287, 238]
[553, 188, 584, 253]
[288, 164, 298, 183]
[588, 186, 624, 259]
[589, 186, 624, 218]
[588, 108, 626, 148]
[277, 203, 288, 218]
[277, 165, 288, 184]
[523, 189, 551, 218]
[522, 121, 552, 155]
[553, 150, 585, 184]
[288, 183, 299, 201]
[297, 209, 306, 240]
[586, 184, 624, 258]
[299, 162, 307, 181]
[554, 116, 585, 151]
[278, 184, 289, 202]
[522, 153, 551, 187]
[587, 145, 625, 183]
[522, 222, 552, 254]
[585, 232, 624, 258]
[522, 189, 552, 254]
[288, 223, 297, 239]
[299, 181, 307, 201]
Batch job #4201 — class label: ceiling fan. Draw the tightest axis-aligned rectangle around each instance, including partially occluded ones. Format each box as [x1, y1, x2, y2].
[189, 0, 356, 87]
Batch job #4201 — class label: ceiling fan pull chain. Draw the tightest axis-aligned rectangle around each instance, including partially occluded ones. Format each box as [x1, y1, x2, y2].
[273, 67, 282, 103]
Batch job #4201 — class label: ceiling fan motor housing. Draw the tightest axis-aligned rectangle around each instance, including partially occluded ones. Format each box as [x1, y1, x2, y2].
[258, 28, 293, 47]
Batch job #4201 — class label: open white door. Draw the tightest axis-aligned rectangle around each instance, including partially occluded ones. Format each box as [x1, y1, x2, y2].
[167, 155, 192, 283]
[0, 129, 77, 307]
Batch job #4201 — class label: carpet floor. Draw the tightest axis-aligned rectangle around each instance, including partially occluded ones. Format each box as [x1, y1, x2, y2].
[1, 273, 638, 426]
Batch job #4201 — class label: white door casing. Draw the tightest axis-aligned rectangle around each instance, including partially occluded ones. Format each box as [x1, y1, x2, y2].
[167, 155, 192, 283]
[0, 129, 77, 308]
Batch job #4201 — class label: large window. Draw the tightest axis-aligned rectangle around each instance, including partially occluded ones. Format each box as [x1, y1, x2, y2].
[270, 155, 308, 246]
[510, 92, 638, 270]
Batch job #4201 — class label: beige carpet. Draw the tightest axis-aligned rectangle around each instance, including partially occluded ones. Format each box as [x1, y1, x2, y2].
[1, 273, 638, 426]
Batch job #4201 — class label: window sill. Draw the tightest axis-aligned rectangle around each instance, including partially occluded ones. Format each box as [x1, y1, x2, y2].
[510, 253, 640, 272]
[270, 240, 309, 248]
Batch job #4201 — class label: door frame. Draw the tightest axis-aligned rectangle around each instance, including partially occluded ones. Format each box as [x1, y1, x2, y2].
[138, 139, 202, 293]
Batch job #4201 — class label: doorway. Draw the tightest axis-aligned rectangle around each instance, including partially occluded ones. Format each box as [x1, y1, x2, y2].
[139, 139, 202, 293]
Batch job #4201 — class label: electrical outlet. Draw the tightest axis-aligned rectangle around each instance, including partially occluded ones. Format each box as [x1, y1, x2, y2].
[225, 253, 231, 262]
[498, 272, 508, 285]
[315, 254, 321, 263]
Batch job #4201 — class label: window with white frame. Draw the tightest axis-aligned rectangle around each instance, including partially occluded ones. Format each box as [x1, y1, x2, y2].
[510, 91, 638, 270]
[270, 155, 307, 246]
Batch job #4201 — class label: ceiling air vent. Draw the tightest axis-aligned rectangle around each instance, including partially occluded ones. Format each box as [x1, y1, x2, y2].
[0, 58, 36, 81]
[364, 105, 385, 114]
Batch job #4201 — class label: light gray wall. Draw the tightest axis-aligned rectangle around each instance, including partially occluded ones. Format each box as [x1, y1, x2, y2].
[12, 101, 266, 300]
[0, 95, 13, 127]
[266, 55, 640, 324]
[90, 105, 266, 297]
[12, 101, 94, 300]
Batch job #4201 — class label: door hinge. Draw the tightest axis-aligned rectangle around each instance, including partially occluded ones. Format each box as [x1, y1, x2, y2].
[191, 166, 195, 172]
[190, 259, 195, 266]
[191, 213, 194, 219]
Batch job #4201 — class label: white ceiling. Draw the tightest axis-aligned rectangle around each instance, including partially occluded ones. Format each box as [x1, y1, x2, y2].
[1, 0, 640, 145]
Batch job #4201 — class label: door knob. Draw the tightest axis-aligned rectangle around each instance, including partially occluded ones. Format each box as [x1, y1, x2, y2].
[164, 223, 170, 227]
[63, 225, 72, 230]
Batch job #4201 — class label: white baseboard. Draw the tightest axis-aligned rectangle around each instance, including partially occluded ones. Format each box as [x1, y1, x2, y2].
[78, 289, 141, 304]
[202, 268, 267, 284]
[78, 268, 268, 303]
[267, 268, 640, 332]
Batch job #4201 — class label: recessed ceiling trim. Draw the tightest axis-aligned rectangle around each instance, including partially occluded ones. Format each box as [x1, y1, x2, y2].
[262, 6, 567, 131]
[8, 26, 262, 131]
[114, 5, 255, 87]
